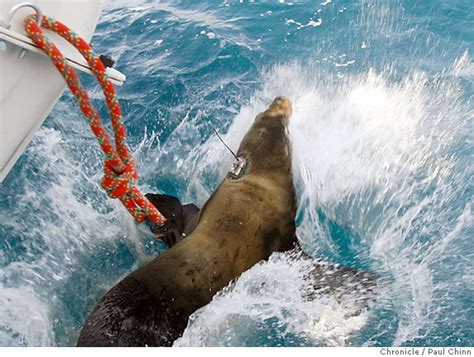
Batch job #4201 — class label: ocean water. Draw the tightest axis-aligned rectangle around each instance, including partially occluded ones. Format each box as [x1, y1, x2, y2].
[0, 0, 472, 347]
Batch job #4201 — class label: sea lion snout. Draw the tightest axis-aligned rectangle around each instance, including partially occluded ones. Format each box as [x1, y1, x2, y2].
[265, 96, 292, 118]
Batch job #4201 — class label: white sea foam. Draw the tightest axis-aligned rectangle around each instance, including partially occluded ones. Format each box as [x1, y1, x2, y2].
[0, 286, 53, 346]
[0, 125, 144, 346]
[175, 252, 370, 346]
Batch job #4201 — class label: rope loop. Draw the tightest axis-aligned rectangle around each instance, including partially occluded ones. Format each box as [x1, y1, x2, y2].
[101, 159, 137, 200]
[23, 13, 167, 229]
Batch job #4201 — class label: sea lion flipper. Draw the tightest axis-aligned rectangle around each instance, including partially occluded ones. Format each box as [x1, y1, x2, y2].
[182, 204, 200, 237]
[297, 251, 385, 315]
[145, 193, 199, 247]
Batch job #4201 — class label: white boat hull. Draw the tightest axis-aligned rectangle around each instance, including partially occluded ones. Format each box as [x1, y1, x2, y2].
[0, 0, 104, 182]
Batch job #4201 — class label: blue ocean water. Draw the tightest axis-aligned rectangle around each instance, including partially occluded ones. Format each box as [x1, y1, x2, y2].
[0, 0, 473, 347]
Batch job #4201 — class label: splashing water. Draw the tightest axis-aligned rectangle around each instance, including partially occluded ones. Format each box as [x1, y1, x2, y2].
[0, 0, 472, 347]
[174, 60, 473, 346]
[175, 252, 371, 347]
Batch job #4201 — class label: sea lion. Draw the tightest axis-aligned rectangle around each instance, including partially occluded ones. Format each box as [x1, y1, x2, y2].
[77, 96, 299, 346]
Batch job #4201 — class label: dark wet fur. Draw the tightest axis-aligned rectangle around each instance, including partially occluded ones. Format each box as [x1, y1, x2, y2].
[77, 276, 187, 346]
[145, 193, 200, 247]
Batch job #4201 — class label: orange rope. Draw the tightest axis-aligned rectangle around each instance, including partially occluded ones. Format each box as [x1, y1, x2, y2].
[24, 14, 167, 227]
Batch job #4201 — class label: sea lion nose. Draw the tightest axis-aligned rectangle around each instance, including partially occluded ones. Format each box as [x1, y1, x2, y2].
[267, 96, 292, 117]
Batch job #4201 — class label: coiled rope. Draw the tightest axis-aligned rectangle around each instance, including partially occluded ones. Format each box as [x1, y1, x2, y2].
[23, 14, 167, 227]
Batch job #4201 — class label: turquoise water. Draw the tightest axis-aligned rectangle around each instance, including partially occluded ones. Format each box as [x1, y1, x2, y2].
[0, 0, 473, 347]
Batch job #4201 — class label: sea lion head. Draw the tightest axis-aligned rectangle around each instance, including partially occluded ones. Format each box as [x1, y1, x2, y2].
[231, 96, 293, 178]
[217, 96, 297, 256]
